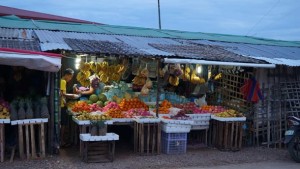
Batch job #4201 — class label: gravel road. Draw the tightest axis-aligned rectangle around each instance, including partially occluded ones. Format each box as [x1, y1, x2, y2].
[0, 145, 293, 169]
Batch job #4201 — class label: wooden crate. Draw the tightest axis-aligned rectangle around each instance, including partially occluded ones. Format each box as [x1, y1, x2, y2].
[134, 122, 161, 155]
[80, 133, 119, 163]
[210, 119, 244, 151]
[11, 119, 47, 160]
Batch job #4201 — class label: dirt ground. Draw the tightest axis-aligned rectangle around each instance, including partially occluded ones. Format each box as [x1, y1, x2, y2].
[0, 144, 292, 169]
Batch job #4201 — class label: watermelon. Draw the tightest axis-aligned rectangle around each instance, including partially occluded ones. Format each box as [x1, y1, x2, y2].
[89, 94, 98, 103]
[96, 101, 104, 107]
[98, 93, 107, 102]
[86, 100, 93, 104]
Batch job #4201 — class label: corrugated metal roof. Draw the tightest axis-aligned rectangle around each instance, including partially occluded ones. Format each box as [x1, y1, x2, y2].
[161, 30, 300, 47]
[190, 40, 300, 66]
[113, 35, 179, 56]
[34, 20, 108, 33]
[0, 39, 41, 51]
[99, 25, 173, 38]
[0, 27, 35, 40]
[64, 38, 148, 56]
[1, 16, 299, 48]
[40, 43, 71, 51]
[0, 16, 36, 29]
[150, 43, 266, 63]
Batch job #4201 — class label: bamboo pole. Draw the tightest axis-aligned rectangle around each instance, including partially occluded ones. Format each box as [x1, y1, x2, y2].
[155, 58, 161, 117]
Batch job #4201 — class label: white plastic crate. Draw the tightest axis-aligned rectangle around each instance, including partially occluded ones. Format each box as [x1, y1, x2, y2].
[161, 132, 187, 154]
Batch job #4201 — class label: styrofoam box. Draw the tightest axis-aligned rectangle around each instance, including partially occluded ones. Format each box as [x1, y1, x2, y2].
[211, 115, 246, 122]
[188, 113, 211, 120]
[161, 118, 194, 125]
[80, 133, 119, 141]
[162, 123, 191, 133]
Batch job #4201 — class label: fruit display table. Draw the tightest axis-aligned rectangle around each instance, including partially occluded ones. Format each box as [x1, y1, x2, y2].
[11, 118, 48, 160]
[133, 117, 161, 155]
[0, 119, 10, 162]
[80, 133, 119, 163]
[210, 116, 246, 151]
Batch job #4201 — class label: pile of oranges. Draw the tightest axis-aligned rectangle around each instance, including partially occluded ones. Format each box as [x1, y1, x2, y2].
[153, 100, 172, 114]
[71, 101, 91, 113]
[105, 108, 125, 118]
[119, 98, 149, 111]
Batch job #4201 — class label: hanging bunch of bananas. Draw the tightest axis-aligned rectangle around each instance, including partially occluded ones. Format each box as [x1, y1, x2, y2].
[76, 61, 127, 86]
[76, 62, 92, 86]
[97, 62, 126, 84]
[132, 68, 147, 86]
[182, 66, 191, 81]
[190, 70, 206, 84]
[214, 73, 222, 80]
[168, 75, 179, 86]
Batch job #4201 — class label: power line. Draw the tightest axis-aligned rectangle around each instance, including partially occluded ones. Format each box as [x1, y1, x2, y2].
[246, 0, 281, 36]
[251, 6, 298, 37]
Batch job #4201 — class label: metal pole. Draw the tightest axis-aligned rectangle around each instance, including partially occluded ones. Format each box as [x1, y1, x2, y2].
[158, 0, 161, 29]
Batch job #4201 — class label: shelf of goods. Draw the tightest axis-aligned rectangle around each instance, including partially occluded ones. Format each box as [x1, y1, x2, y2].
[10, 118, 48, 160]
[210, 115, 246, 151]
[80, 133, 119, 163]
[0, 119, 10, 162]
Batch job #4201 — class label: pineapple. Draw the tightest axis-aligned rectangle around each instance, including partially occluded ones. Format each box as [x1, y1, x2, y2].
[10, 101, 18, 121]
[34, 101, 41, 118]
[25, 98, 34, 119]
[40, 97, 49, 118]
[17, 99, 26, 120]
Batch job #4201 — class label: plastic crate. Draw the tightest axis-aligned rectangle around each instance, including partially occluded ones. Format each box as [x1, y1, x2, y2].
[161, 132, 187, 154]
[161, 132, 187, 141]
[162, 138, 187, 154]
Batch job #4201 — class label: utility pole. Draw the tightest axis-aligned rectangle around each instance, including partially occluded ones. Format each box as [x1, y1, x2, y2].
[158, 0, 161, 29]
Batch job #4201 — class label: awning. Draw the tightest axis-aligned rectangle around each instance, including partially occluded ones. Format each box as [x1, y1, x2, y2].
[0, 48, 62, 72]
[164, 58, 276, 68]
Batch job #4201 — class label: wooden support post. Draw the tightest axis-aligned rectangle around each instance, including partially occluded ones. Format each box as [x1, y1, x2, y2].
[157, 123, 161, 154]
[41, 123, 46, 158]
[18, 125, 24, 160]
[147, 123, 150, 154]
[140, 123, 144, 155]
[25, 125, 30, 159]
[0, 124, 4, 162]
[30, 124, 37, 159]
[224, 123, 228, 150]
[152, 123, 156, 154]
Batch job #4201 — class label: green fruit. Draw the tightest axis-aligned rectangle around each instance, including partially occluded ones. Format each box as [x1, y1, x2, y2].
[96, 101, 104, 107]
[89, 94, 98, 103]
[86, 100, 93, 104]
[98, 93, 107, 102]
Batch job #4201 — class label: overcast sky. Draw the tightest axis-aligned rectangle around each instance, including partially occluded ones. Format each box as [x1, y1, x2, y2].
[1, 0, 300, 41]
